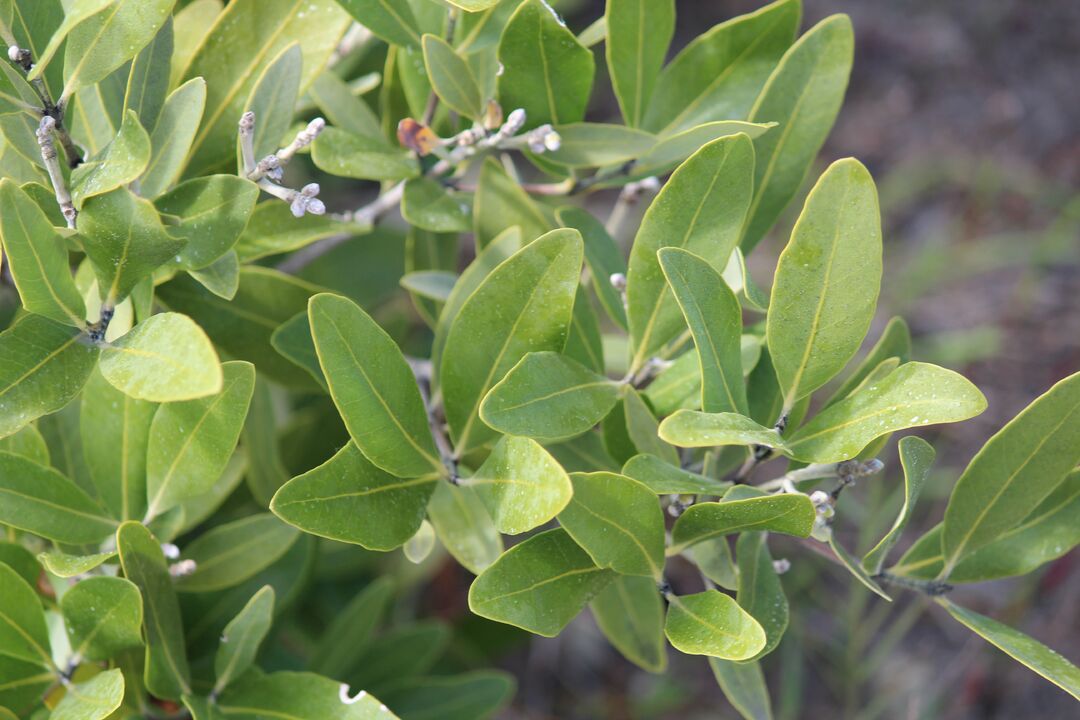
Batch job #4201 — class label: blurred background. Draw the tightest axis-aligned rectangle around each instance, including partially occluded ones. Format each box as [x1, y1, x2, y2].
[467, 1, 1080, 717]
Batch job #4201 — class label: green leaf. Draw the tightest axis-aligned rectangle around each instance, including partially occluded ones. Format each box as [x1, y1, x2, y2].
[630, 122, 775, 182]
[659, 247, 747, 415]
[0, 180, 85, 326]
[60, 0, 176, 100]
[742, 14, 854, 251]
[605, 0, 673, 127]
[60, 576, 143, 661]
[0, 424, 48, 464]
[71, 110, 151, 208]
[242, 43, 303, 163]
[558, 471, 665, 579]
[310, 293, 442, 478]
[622, 388, 679, 465]
[176, 515, 299, 593]
[400, 270, 458, 302]
[939, 599, 1080, 700]
[442, 228, 583, 455]
[37, 550, 116, 578]
[143, 361, 254, 520]
[0, 543, 42, 590]
[893, 471, 1080, 583]
[98, 312, 222, 402]
[709, 658, 773, 720]
[116, 521, 191, 700]
[154, 176, 259, 270]
[471, 158, 549, 251]
[422, 33, 483, 118]
[664, 590, 766, 660]
[497, 0, 594, 128]
[120, 17, 173, 132]
[217, 670, 399, 719]
[590, 575, 667, 673]
[555, 206, 628, 331]
[348, 620, 449, 693]
[735, 532, 786, 660]
[644, 0, 800, 134]
[401, 177, 471, 233]
[309, 576, 394, 678]
[377, 672, 513, 720]
[311, 126, 418, 181]
[80, 367, 156, 521]
[0, 561, 51, 667]
[235, 201, 370, 263]
[403, 520, 436, 564]
[139, 77, 207, 199]
[445, 0, 500, 11]
[271, 442, 437, 551]
[464, 435, 572, 535]
[78, 188, 185, 305]
[823, 316, 911, 409]
[827, 534, 890, 600]
[307, 69, 382, 139]
[668, 495, 815, 555]
[25, 0, 114, 83]
[240, 378, 290, 507]
[621, 454, 731, 495]
[157, 267, 325, 387]
[480, 351, 620, 442]
[626, 134, 754, 371]
[941, 371, 1080, 576]
[0, 654, 52, 715]
[784, 362, 985, 463]
[189, 250, 240, 300]
[426, 480, 503, 574]
[0, 451, 117, 543]
[181, 0, 350, 177]
[659, 410, 787, 452]
[336, 0, 420, 47]
[765, 157, 881, 408]
[269, 312, 326, 390]
[545, 123, 657, 167]
[861, 436, 935, 574]
[50, 668, 124, 720]
[469, 528, 613, 637]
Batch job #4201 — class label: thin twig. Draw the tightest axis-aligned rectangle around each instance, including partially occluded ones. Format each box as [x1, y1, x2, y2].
[9, 45, 82, 168]
[35, 116, 77, 228]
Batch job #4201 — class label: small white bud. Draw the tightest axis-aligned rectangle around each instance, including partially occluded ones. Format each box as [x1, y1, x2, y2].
[610, 273, 627, 291]
[168, 559, 197, 577]
[773, 558, 791, 574]
[161, 543, 180, 560]
[543, 129, 561, 152]
[505, 108, 526, 133]
[8, 46, 21, 62]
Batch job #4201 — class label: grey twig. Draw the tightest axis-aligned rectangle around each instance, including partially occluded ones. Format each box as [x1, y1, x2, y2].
[9, 45, 82, 168]
[36, 116, 77, 228]
[238, 112, 326, 219]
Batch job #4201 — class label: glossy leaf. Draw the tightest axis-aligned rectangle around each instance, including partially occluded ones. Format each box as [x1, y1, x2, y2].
[735, 532, 786, 660]
[480, 351, 621, 442]
[0, 179, 85, 326]
[659, 247, 747, 415]
[626, 134, 754, 371]
[271, 441, 437, 551]
[669, 495, 815, 555]
[310, 293, 442, 478]
[0, 451, 117, 543]
[621, 454, 731, 496]
[269, 312, 326, 389]
[99, 312, 222, 402]
[710, 658, 773, 720]
[80, 367, 156, 520]
[590, 575, 667, 673]
[422, 33, 483, 118]
[116, 521, 191, 700]
[60, 0, 176, 100]
[466, 435, 572, 535]
[25, 0, 114, 83]
[784, 362, 985, 463]
[497, 0, 594, 128]
[176, 514, 299, 592]
[336, 0, 420, 47]
[605, 0, 673, 127]
[472, 158, 549, 250]
[217, 670, 398, 720]
[139, 77, 207, 198]
[78, 187, 185, 305]
[181, 0, 350, 177]
[378, 672, 513, 720]
[940, 599, 1080, 700]
[469, 528, 613, 637]
[765, 158, 881, 408]
[144, 361, 254, 519]
[941, 371, 1080, 575]
[401, 177, 470, 233]
[823, 316, 911, 408]
[545, 123, 656, 167]
[659, 410, 787, 452]
[622, 388, 679, 465]
[50, 668, 124, 720]
[0, 562, 51, 667]
[742, 15, 854, 251]
[630, 121, 775, 181]
[38, 550, 116, 578]
[861, 436, 935, 574]
[71, 110, 151, 208]
[120, 17, 173, 131]
[61, 576, 143, 661]
[644, 0, 800, 134]
[556, 206, 628, 330]
[312, 126, 418, 180]
[558, 471, 665, 579]
[827, 534, 890, 600]
[664, 590, 766, 660]
[155, 176, 259, 270]
[442, 228, 583, 454]
[427, 480, 503, 574]
[242, 43, 303, 163]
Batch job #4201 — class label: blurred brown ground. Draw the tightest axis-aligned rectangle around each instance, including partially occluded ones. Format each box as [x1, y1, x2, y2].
[497, 1, 1080, 718]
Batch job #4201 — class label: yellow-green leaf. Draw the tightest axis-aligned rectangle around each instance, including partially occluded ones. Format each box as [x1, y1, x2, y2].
[664, 590, 766, 660]
[465, 435, 572, 535]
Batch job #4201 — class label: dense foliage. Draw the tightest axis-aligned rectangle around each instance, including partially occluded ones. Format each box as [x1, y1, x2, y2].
[0, 0, 1077, 717]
